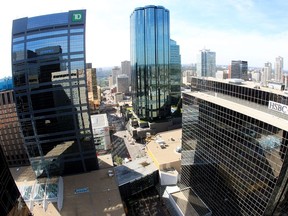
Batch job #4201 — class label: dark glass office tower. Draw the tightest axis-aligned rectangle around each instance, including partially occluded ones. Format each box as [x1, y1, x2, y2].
[230, 60, 248, 80]
[0, 143, 30, 215]
[130, 5, 171, 121]
[180, 77, 288, 215]
[170, 39, 181, 106]
[11, 10, 99, 178]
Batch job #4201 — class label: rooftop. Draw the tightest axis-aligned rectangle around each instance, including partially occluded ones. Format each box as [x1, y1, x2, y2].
[185, 91, 288, 131]
[198, 77, 287, 96]
[170, 187, 212, 216]
[10, 154, 125, 216]
[114, 156, 157, 186]
[146, 129, 182, 173]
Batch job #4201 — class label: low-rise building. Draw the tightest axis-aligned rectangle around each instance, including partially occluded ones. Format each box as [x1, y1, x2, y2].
[91, 114, 111, 151]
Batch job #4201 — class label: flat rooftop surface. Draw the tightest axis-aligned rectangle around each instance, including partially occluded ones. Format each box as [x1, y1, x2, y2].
[10, 163, 125, 216]
[97, 153, 114, 168]
[171, 188, 211, 216]
[186, 91, 288, 131]
[114, 156, 157, 186]
[146, 129, 182, 171]
[202, 77, 286, 96]
[60, 168, 125, 216]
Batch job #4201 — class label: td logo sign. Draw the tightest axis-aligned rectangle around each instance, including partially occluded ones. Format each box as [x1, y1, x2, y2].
[72, 12, 83, 22]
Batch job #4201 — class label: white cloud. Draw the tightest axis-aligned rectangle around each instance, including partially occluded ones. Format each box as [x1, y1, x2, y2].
[227, 0, 254, 12]
[171, 9, 288, 69]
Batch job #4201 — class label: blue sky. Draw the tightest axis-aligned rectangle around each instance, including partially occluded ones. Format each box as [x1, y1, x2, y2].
[2, 0, 288, 77]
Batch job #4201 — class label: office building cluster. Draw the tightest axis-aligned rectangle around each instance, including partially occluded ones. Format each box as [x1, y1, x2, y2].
[196, 51, 286, 88]
[1, 5, 288, 216]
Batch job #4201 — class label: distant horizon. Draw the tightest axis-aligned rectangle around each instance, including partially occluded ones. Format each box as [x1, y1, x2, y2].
[2, 0, 288, 77]
[1, 63, 288, 79]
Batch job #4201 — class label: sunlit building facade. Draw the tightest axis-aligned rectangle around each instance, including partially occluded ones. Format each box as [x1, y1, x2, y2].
[130, 5, 171, 121]
[117, 74, 129, 94]
[196, 49, 216, 78]
[86, 63, 99, 112]
[275, 56, 284, 83]
[11, 10, 99, 178]
[180, 77, 288, 215]
[0, 89, 30, 167]
[121, 60, 131, 85]
[262, 63, 272, 87]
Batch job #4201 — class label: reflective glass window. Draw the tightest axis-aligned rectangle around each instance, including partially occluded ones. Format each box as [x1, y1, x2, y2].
[145, 8, 156, 65]
[70, 35, 84, 52]
[27, 30, 68, 39]
[27, 13, 68, 29]
[13, 37, 24, 43]
[12, 43, 25, 61]
[70, 61, 84, 70]
[70, 28, 84, 33]
[27, 36, 68, 53]
[70, 54, 84, 59]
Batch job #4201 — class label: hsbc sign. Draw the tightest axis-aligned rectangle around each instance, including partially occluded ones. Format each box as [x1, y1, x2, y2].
[268, 101, 288, 115]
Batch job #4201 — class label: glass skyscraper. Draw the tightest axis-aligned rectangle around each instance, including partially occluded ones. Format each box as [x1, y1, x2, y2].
[0, 142, 30, 215]
[180, 77, 288, 215]
[230, 60, 248, 80]
[170, 39, 181, 105]
[130, 5, 171, 121]
[196, 48, 216, 78]
[11, 10, 99, 178]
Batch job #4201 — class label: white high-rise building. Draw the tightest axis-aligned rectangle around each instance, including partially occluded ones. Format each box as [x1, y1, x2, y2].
[251, 70, 261, 82]
[275, 56, 283, 83]
[121, 61, 131, 85]
[261, 67, 269, 86]
[112, 66, 121, 85]
[264, 62, 272, 81]
[116, 74, 129, 94]
[261, 62, 272, 86]
[196, 49, 216, 77]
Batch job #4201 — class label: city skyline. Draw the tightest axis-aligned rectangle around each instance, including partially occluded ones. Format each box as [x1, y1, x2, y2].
[2, 0, 288, 77]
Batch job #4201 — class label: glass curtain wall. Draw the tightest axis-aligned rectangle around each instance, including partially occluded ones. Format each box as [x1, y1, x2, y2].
[181, 89, 288, 215]
[170, 39, 181, 105]
[130, 5, 171, 121]
[12, 10, 98, 178]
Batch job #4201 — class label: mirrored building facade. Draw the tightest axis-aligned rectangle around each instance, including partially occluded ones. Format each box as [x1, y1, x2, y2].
[180, 77, 288, 215]
[196, 48, 216, 78]
[11, 10, 99, 178]
[130, 5, 171, 121]
[230, 60, 248, 80]
[0, 141, 30, 215]
[170, 39, 181, 105]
